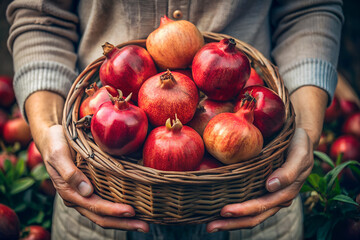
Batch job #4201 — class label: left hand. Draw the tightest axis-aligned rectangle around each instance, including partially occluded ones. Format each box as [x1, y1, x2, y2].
[206, 86, 328, 232]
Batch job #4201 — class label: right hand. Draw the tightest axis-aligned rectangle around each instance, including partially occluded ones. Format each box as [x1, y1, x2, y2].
[25, 91, 149, 232]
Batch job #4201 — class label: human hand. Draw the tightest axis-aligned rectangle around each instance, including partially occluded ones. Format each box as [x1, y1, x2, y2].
[206, 128, 313, 232]
[25, 91, 149, 232]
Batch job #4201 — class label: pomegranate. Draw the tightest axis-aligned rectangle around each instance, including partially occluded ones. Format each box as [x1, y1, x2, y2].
[330, 135, 360, 162]
[143, 115, 204, 171]
[3, 117, 32, 148]
[0, 76, 15, 108]
[20, 225, 50, 240]
[11, 105, 22, 119]
[204, 93, 263, 164]
[91, 90, 148, 156]
[0, 204, 20, 240]
[195, 155, 223, 171]
[324, 96, 342, 123]
[192, 38, 250, 101]
[39, 179, 56, 197]
[0, 152, 17, 172]
[0, 109, 8, 136]
[172, 69, 193, 79]
[146, 15, 204, 70]
[188, 98, 233, 136]
[79, 83, 118, 119]
[234, 85, 286, 139]
[244, 67, 264, 88]
[27, 141, 43, 170]
[339, 98, 360, 116]
[342, 112, 360, 139]
[138, 70, 199, 126]
[99, 43, 157, 102]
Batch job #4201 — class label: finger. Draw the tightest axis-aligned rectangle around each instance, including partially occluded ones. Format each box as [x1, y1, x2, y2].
[207, 207, 281, 232]
[44, 125, 93, 197]
[75, 206, 149, 232]
[220, 184, 299, 217]
[266, 128, 313, 192]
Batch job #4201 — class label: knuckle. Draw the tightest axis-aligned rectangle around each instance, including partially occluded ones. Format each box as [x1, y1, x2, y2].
[88, 204, 99, 214]
[62, 169, 78, 183]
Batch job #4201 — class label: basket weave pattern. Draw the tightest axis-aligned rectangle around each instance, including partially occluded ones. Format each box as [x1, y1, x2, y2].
[62, 32, 295, 224]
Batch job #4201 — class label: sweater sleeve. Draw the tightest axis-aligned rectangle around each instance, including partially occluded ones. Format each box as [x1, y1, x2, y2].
[270, 0, 344, 103]
[6, 0, 79, 119]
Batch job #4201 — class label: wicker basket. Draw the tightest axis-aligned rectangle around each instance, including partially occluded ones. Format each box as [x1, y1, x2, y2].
[62, 32, 295, 225]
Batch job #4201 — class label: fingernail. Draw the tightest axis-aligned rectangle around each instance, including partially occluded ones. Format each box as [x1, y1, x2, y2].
[78, 181, 92, 196]
[267, 178, 281, 192]
[122, 212, 134, 217]
[137, 228, 146, 233]
[210, 229, 219, 233]
[223, 212, 232, 217]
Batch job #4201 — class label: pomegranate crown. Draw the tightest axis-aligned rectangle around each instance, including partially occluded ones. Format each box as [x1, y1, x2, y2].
[165, 114, 183, 132]
[108, 89, 132, 110]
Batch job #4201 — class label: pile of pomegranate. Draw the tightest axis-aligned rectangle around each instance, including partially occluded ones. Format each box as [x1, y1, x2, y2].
[79, 16, 286, 172]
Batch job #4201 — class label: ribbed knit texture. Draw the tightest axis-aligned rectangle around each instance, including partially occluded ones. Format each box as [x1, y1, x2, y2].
[280, 58, 338, 104]
[13, 61, 77, 120]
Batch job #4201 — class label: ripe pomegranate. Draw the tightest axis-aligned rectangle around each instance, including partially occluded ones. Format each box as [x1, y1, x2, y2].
[0, 152, 17, 172]
[91, 91, 148, 156]
[195, 155, 223, 171]
[27, 141, 43, 170]
[138, 70, 199, 126]
[339, 98, 360, 116]
[204, 92, 263, 164]
[143, 115, 204, 171]
[192, 38, 250, 101]
[188, 98, 233, 136]
[99, 43, 157, 102]
[3, 117, 32, 148]
[79, 83, 118, 119]
[0, 76, 15, 108]
[39, 179, 56, 197]
[330, 135, 360, 162]
[342, 112, 360, 139]
[0, 204, 20, 240]
[0, 109, 8, 136]
[20, 225, 50, 240]
[146, 15, 204, 70]
[324, 96, 342, 123]
[244, 67, 264, 88]
[234, 85, 285, 139]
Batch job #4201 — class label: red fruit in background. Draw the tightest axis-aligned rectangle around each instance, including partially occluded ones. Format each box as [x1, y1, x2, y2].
[3, 117, 32, 147]
[342, 112, 360, 139]
[39, 179, 56, 197]
[204, 93, 263, 165]
[99, 43, 157, 102]
[143, 115, 204, 171]
[192, 38, 250, 101]
[324, 96, 342, 123]
[339, 98, 360, 116]
[91, 91, 148, 156]
[188, 98, 233, 136]
[195, 155, 223, 171]
[244, 67, 264, 88]
[27, 141, 43, 170]
[0, 203, 20, 240]
[234, 85, 286, 139]
[20, 225, 50, 240]
[0, 109, 8, 136]
[172, 69, 193, 79]
[0, 152, 17, 172]
[330, 135, 360, 161]
[0, 76, 15, 108]
[138, 70, 199, 126]
[79, 83, 118, 119]
[11, 105, 22, 119]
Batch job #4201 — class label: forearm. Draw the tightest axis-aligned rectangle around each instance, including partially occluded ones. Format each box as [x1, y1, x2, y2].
[290, 86, 328, 146]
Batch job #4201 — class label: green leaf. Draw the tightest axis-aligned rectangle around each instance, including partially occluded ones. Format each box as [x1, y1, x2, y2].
[336, 152, 343, 166]
[331, 194, 359, 207]
[14, 158, 25, 179]
[31, 164, 49, 182]
[300, 183, 313, 193]
[317, 219, 333, 240]
[307, 173, 321, 191]
[325, 161, 360, 191]
[10, 177, 35, 195]
[12, 202, 27, 212]
[314, 151, 335, 168]
[319, 177, 327, 194]
[3, 159, 13, 173]
[0, 170, 6, 185]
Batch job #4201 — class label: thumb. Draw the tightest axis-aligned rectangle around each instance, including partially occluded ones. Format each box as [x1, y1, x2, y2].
[266, 128, 313, 192]
[43, 125, 94, 197]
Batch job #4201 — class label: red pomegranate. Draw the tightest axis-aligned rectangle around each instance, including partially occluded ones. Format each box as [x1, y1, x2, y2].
[20, 225, 50, 240]
[27, 141, 43, 170]
[244, 67, 264, 88]
[195, 155, 223, 171]
[339, 98, 359, 116]
[0, 109, 8, 136]
[138, 70, 199, 126]
[324, 96, 342, 123]
[0, 152, 17, 172]
[0, 204, 20, 240]
[192, 38, 250, 101]
[3, 117, 32, 148]
[0, 76, 15, 108]
[99, 43, 157, 102]
[342, 112, 360, 139]
[329, 135, 360, 162]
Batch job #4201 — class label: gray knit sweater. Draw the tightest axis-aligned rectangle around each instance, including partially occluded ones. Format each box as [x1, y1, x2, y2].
[6, 0, 343, 118]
